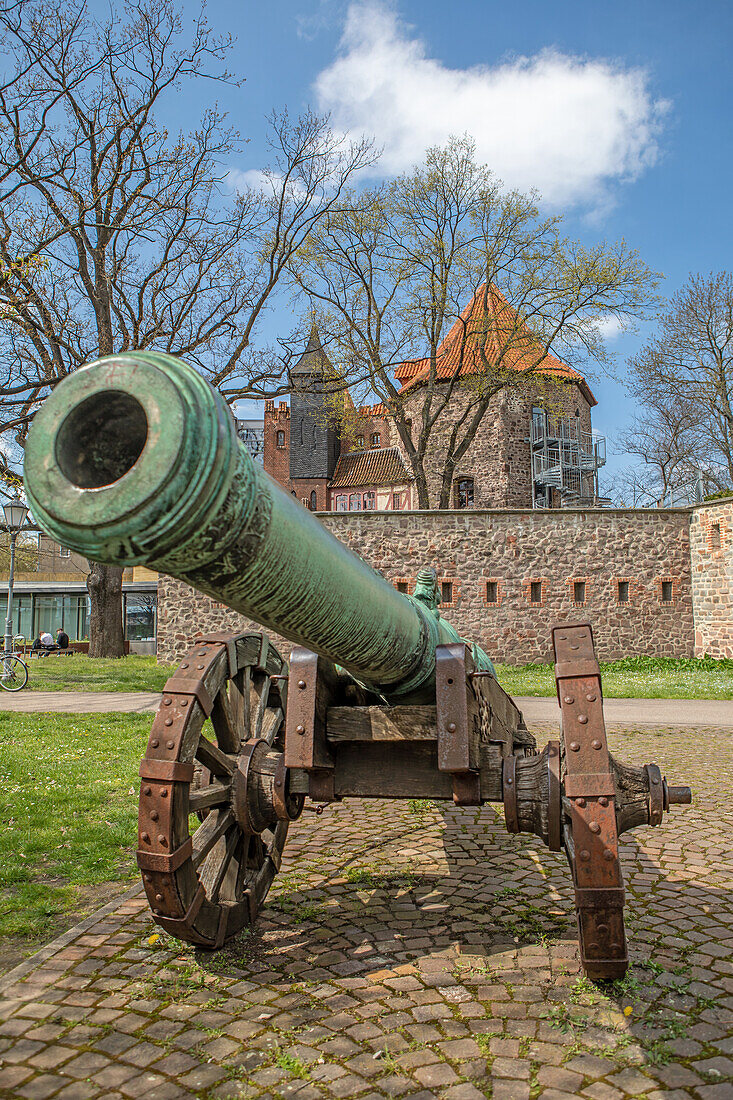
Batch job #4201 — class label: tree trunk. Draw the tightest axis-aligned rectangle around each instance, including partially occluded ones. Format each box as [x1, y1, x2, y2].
[86, 561, 125, 658]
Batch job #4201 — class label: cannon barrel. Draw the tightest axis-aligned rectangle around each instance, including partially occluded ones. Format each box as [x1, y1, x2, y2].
[24, 351, 493, 702]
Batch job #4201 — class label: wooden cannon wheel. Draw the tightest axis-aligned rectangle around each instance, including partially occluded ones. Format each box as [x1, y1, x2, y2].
[137, 632, 303, 948]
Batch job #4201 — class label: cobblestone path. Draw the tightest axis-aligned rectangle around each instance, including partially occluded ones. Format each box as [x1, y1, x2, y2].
[0, 726, 731, 1100]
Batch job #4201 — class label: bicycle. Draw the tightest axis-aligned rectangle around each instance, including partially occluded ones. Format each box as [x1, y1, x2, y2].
[0, 649, 29, 691]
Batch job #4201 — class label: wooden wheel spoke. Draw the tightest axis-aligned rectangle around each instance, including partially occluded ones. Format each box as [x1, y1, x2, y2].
[196, 734, 235, 776]
[260, 706, 283, 747]
[189, 780, 231, 812]
[192, 808, 235, 868]
[229, 666, 251, 740]
[207, 828, 240, 905]
[211, 688, 240, 754]
[252, 673, 271, 741]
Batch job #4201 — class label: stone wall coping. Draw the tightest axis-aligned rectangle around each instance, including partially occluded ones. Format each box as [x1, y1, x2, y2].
[313, 506, 693, 518]
[691, 494, 733, 511]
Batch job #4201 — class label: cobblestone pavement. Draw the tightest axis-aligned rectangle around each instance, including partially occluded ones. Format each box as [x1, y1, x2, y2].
[0, 725, 731, 1100]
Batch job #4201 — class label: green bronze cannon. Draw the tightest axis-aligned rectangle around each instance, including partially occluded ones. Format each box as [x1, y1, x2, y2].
[24, 351, 691, 978]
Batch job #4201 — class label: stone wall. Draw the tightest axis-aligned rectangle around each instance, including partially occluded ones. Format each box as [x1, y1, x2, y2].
[397, 378, 592, 509]
[157, 506, 694, 667]
[690, 497, 733, 658]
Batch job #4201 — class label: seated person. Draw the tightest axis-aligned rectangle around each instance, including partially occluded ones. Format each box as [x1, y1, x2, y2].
[56, 627, 70, 650]
[31, 634, 43, 652]
[39, 630, 57, 654]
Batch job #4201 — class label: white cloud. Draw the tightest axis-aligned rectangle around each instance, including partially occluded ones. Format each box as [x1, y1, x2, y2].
[314, 2, 669, 210]
[595, 315, 627, 341]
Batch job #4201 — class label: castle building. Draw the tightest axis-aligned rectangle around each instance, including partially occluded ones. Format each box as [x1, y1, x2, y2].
[264, 286, 607, 511]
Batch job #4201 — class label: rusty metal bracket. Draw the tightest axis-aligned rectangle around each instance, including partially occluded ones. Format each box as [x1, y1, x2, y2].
[436, 643, 480, 805]
[139, 759, 194, 782]
[645, 763, 664, 826]
[195, 633, 239, 677]
[552, 621, 629, 980]
[163, 674, 214, 717]
[137, 837, 193, 873]
[284, 648, 337, 801]
[503, 754, 519, 832]
[547, 741, 562, 851]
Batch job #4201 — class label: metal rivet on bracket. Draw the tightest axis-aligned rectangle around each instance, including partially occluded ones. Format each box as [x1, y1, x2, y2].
[589, 822, 601, 834]
[295, 724, 305, 735]
[597, 924, 608, 933]
[141, 832, 150, 843]
[150, 811, 159, 822]
[570, 742, 580, 752]
[197, 664, 205, 670]
[576, 797, 586, 807]
[578, 715, 588, 724]
[651, 776, 660, 785]
[144, 874, 151, 883]
[603, 849, 614, 861]
[447, 722, 456, 732]
[505, 777, 513, 786]
[164, 718, 173, 727]
[297, 680, 306, 689]
[143, 786, 151, 797]
[166, 740, 174, 749]
[158, 835, 167, 845]
[155, 893, 163, 902]
[564, 696, 574, 704]
[163, 697, 172, 706]
[592, 739, 602, 750]
[160, 788, 168, 798]
[599, 796, 609, 807]
[180, 698, 188, 707]
[586, 694, 597, 702]
[151, 739, 159, 748]
[579, 850, 590, 861]
[181, 662, 189, 669]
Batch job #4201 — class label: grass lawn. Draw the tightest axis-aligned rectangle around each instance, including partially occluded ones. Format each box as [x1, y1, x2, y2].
[15, 651, 733, 699]
[0, 711, 148, 973]
[496, 654, 733, 699]
[24, 653, 171, 692]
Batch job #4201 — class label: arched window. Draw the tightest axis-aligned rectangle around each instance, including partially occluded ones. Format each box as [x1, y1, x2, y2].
[310, 490, 317, 511]
[276, 430, 285, 448]
[356, 434, 365, 448]
[370, 432, 380, 448]
[455, 477, 474, 508]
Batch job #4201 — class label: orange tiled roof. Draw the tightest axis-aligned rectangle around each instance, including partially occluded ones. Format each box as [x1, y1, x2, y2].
[330, 447, 412, 489]
[393, 285, 596, 406]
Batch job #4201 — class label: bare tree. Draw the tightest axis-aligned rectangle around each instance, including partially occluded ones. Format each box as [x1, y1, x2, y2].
[0, 0, 373, 655]
[627, 272, 733, 492]
[291, 138, 658, 507]
[612, 390, 704, 506]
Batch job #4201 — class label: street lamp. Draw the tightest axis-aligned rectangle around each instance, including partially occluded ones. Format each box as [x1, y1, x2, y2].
[3, 497, 29, 673]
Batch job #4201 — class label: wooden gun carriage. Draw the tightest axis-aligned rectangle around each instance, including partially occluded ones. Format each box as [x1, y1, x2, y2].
[25, 351, 691, 980]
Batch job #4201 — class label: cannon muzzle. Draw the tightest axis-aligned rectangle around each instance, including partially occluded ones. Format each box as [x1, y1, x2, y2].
[24, 351, 493, 701]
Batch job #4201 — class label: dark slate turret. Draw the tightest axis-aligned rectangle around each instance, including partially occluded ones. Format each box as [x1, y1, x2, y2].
[289, 326, 340, 481]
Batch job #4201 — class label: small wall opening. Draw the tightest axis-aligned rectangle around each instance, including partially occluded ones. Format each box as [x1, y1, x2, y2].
[486, 581, 498, 604]
[711, 522, 721, 549]
[56, 391, 148, 489]
[573, 581, 586, 604]
[661, 580, 674, 603]
[617, 580, 629, 604]
[441, 580, 453, 604]
[530, 581, 542, 604]
[396, 581, 408, 593]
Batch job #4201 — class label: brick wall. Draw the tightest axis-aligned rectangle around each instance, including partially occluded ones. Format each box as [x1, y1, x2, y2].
[157, 506, 695, 667]
[690, 497, 733, 658]
[263, 402, 290, 489]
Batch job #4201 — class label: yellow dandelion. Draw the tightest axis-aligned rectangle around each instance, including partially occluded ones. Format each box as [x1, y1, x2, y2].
[623, 1005, 633, 1016]
[147, 934, 160, 945]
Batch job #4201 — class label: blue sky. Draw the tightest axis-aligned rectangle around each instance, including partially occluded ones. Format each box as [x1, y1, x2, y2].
[126, 0, 732, 486]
